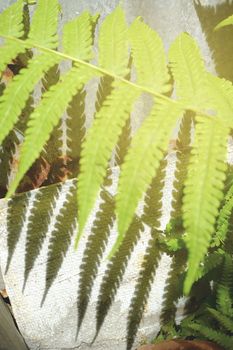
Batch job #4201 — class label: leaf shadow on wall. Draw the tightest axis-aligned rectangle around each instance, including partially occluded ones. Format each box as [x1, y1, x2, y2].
[194, 0, 233, 82]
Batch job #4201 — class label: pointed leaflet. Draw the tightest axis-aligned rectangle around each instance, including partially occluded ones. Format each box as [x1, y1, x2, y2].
[0, 0, 24, 37]
[215, 15, 233, 30]
[8, 65, 96, 197]
[0, 0, 60, 147]
[76, 83, 139, 245]
[0, 0, 25, 74]
[62, 11, 93, 61]
[129, 17, 170, 92]
[183, 117, 229, 294]
[0, 53, 61, 147]
[98, 6, 129, 76]
[28, 0, 59, 48]
[169, 33, 208, 106]
[114, 101, 183, 255]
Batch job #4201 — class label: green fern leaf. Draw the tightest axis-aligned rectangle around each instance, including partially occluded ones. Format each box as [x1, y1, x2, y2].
[28, 0, 59, 48]
[169, 33, 207, 106]
[0, 41, 26, 75]
[214, 182, 233, 247]
[207, 74, 233, 125]
[0, 0, 26, 75]
[98, 6, 129, 76]
[7, 65, 96, 197]
[114, 100, 183, 254]
[62, 11, 93, 61]
[207, 308, 233, 333]
[195, 251, 224, 281]
[215, 14, 233, 30]
[189, 323, 232, 350]
[217, 254, 233, 317]
[183, 117, 229, 294]
[0, 53, 61, 147]
[76, 82, 139, 245]
[0, 0, 24, 37]
[129, 18, 170, 92]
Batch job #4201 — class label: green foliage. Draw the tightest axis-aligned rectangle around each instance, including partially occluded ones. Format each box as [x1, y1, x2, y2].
[215, 14, 233, 30]
[1, 0, 233, 303]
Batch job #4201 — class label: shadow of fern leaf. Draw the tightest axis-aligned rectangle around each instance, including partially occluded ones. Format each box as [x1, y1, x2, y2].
[0, 130, 21, 198]
[115, 117, 131, 166]
[160, 251, 186, 325]
[142, 158, 167, 228]
[66, 88, 86, 177]
[23, 183, 61, 290]
[194, 0, 233, 82]
[77, 186, 115, 335]
[171, 113, 192, 218]
[5, 192, 29, 273]
[94, 215, 144, 340]
[126, 232, 161, 350]
[42, 181, 77, 305]
[95, 76, 113, 113]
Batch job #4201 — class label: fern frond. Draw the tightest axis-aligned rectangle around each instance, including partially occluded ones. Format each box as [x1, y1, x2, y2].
[98, 6, 129, 76]
[207, 74, 233, 125]
[0, 0, 24, 37]
[189, 323, 232, 350]
[183, 117, 229, 294]
[115, 100, 183, 254]
[217, 254, 233, 316]
[169, 33, 207, 106]
[207, 307, 233, 333]
[76, 82, 139, 244]
[214, 182, 233, 247]
[7, 65, 96, 197]
[0, 53, 61, 146]
[215, 14, 233, 30]
[195, 251, 224, 281]
[0, 41, 26, 75]
[62, 11, 93, 61]
[28, 0, 59, 48]
[129, 18, 170, 92]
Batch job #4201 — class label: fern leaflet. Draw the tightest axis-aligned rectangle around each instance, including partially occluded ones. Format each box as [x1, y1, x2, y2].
[8, 65, 96, 197]
[183, 117, 229, 294]
[129, 18, 170, 92]
[28, 0, 59, 49]
[215, 14, 233, 30]
[115, 101, 183, 254]
[98, 6, 129, 76]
